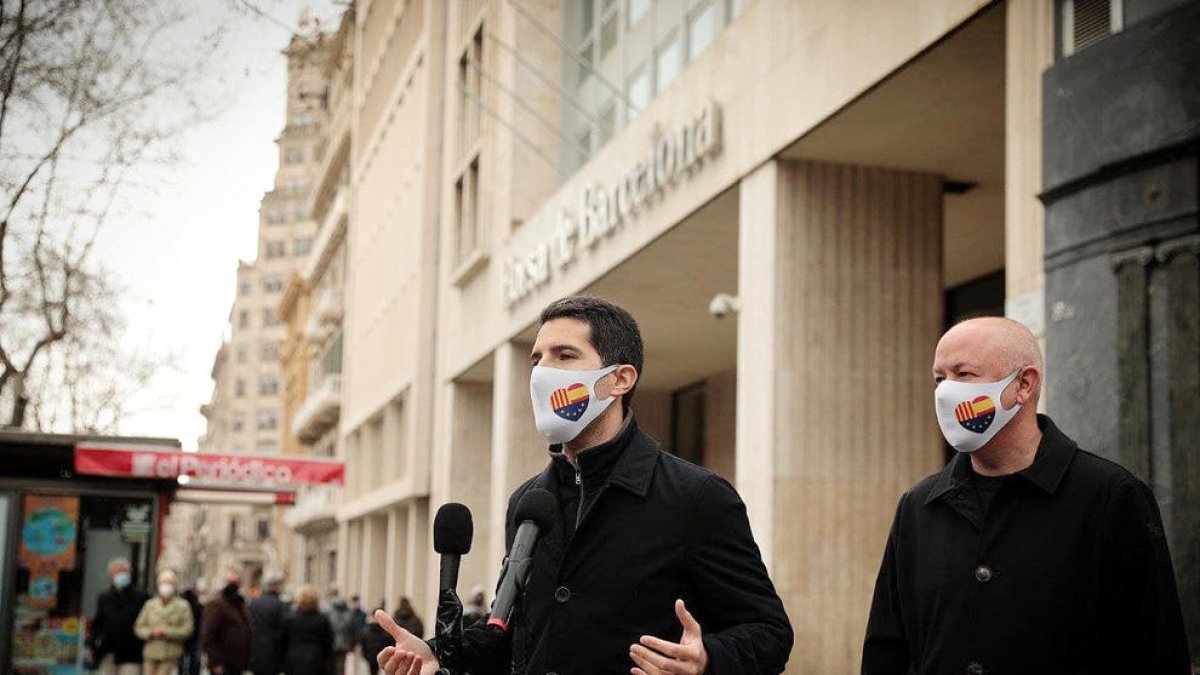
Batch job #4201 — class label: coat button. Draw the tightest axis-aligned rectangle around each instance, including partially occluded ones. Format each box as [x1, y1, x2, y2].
[974, 565, 993, 583]
[554, 586, 571, 603]
[966, 662, 984, 675]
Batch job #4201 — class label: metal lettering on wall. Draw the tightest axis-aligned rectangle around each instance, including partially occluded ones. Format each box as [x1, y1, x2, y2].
[503, 101, 722, 307]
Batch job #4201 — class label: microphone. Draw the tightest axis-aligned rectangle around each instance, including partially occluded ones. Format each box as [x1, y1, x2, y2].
[433, 503, 473, 674]
[487, 488, 557, 633]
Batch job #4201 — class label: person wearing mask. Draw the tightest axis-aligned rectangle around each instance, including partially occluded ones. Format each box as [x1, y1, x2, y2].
[202, 569, 253, 675]
[359, 608, 393, 675]
[391, 597, 423, 639]
[89, 557, 149, 675]
[134, 569, 195, 675]
[249, 573, 288, 675]
[862, 317, 1191, 674]
[177, 587, 204, 675]
[375, 296, 793, 675]
[283, 585, 334, 675]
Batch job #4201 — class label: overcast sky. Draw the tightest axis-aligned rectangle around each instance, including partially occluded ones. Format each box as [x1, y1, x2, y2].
[93, 0, 340, 448]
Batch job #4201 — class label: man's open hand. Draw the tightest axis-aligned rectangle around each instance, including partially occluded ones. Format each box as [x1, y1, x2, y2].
[375, 609, 439, 675]
[629, 599, 709, 675]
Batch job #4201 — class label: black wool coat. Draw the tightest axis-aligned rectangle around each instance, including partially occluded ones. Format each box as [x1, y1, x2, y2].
[248, 591, 288, 674]
[459, 418, 793, 675]
[90, 586, 149, 664]
[862, 415, 1191, 675]
[202, 590, 253, 672]
[283, 609, 334, 675]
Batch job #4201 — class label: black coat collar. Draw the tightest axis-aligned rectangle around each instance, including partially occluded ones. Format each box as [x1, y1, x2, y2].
[533, 415, 658, 499]
[926, 414, 1077, 505]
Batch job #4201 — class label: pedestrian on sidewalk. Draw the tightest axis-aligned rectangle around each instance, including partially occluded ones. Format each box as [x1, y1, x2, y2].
[249, 574, 288, 675]
[284, 585, 334, 675]
[202, 569, 253, 675]
[134, 569, 194, 675]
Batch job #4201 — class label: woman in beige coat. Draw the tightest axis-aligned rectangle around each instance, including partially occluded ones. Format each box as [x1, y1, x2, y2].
[134, 569, 195, 675]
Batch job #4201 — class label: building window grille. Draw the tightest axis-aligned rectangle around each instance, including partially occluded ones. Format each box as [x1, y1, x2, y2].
[1062, 0, 1122, 56]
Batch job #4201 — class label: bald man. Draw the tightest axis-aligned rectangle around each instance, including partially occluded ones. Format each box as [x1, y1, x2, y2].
[862, 318, 1190, 674]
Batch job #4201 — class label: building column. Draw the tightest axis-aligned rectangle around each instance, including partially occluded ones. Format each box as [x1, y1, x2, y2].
[1003, 0, 1054, 342]
[488, 341, 545, 585]
[737, 159, 945, 673]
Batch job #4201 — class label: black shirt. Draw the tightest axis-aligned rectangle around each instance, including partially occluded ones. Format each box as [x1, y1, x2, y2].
[969, 469, 1007, 515]
[863, 415, 1190, 675]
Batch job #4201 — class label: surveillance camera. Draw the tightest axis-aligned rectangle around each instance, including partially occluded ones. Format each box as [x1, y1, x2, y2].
[709, 293, 741, 319]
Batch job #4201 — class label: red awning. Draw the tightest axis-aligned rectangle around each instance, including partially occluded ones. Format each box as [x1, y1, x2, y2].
[74, 444, 344, 487]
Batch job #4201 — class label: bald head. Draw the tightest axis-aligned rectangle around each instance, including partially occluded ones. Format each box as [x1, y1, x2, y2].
[933, 317, 1044, 402]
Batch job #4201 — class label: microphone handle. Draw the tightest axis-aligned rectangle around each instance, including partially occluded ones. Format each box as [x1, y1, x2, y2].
[435, 587, 464, 669]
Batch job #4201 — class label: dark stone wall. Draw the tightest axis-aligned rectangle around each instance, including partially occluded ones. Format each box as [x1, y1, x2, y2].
[1042, 0, 1200, 662]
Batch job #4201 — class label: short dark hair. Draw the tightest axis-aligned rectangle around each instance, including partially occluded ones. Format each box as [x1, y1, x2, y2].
[539, 296, 644, 409]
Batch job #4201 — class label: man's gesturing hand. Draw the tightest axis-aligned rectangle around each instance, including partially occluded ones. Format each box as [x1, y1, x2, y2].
[375, 609, 439, 675]
[629, 599, 709, 675]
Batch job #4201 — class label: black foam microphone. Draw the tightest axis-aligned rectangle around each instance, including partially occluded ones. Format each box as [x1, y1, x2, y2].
[487, 488, 557, 633]
[433, 503, 473, 674]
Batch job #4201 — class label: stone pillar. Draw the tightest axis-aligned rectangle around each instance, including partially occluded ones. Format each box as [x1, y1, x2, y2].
[445, 381, 495, 595]
[488, 341, 545, 584]
[737, 159, 945, 673]
[1041, 2, 1200, 660]
[1003, 0, 1054, 342]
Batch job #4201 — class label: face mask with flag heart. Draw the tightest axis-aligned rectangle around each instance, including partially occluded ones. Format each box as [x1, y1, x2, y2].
[933, 369, 1024, 453]
[530, 364, 619, 444]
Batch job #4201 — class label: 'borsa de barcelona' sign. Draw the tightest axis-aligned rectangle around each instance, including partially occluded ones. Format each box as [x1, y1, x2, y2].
[503, 101, 722, 308]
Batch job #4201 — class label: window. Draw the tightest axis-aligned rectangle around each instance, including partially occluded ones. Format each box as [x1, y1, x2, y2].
[265, 241, 287, 259]
[655, 32, 683, 93]
[236, 343, 248, 364]
[458, 29, 483, 156]
[326, 550, 337, 586]
[259, 377, 279, 396]
[233, 412, 246, 432]
[629, 0, 650, 26]
[257, 408, 278, 430]
[235, 379, 246, 397]
[238, 310, 250, 328]
[261, 341, 279, 361]
[239, 279, 252, 296]
[688, 1, 717, 60]
[256, 519, 270, 542]
[262, 308, 279, 327]
[262, 275, 285, 293]
[671, 382, 706, 466]
[294, 203, 308, 221]
[229, 519, 239, 546]
[293, 237, 313, 256]
[454, 158, 482, 266]
[285, 145, 305, 164]
[627, 67, 651, 122]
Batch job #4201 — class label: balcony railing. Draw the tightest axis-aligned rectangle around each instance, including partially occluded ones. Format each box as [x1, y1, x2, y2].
[282, 484, 339, 530]
[291, 373, 342, 444]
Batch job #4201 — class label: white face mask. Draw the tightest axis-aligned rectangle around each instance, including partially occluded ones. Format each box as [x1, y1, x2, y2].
[934, 370, 1023, 453]
[158, 583, 176, 598]
[530, 365, 619, 445]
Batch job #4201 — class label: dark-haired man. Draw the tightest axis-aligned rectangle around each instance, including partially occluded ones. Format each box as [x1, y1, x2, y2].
[376, 296, 793, 675]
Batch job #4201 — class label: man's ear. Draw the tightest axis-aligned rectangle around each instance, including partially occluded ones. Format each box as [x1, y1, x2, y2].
[1013, 366, 1041, 406]
[609, 364, 639, 398]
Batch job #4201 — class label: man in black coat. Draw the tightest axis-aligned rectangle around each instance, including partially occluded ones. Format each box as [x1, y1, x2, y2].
[375, 296, 793, 675]
[249, 573, 288, 675]
[862, 317, 1191, 674]
[88, 557, 148, 675]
